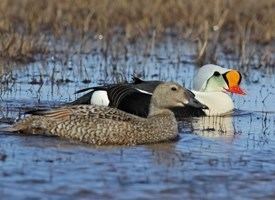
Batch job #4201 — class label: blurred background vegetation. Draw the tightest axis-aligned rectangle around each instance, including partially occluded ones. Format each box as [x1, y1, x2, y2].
[0, 0, 274, 65]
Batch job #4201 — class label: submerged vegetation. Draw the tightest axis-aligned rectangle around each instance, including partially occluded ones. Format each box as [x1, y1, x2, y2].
[0, 0, 275, 67]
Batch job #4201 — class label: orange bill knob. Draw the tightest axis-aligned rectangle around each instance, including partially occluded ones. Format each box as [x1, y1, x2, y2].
[224, 70, 246, 95]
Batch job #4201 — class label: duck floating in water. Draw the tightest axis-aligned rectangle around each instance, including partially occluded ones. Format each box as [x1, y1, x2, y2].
[71, 64, 245, 117]
[191, 64, 245, 115]
[5, 83, 206, 145]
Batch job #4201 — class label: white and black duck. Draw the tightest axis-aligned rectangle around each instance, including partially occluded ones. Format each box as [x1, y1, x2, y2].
[71, 64, 246, 117]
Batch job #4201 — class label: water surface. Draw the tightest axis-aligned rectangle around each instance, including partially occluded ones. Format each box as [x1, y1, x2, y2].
[0, 40, 275, 199]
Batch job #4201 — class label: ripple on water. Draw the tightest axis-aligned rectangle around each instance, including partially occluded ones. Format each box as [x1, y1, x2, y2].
[0, 40, 275, 199]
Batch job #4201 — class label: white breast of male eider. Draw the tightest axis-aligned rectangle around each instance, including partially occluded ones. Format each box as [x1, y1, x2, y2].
[90, 90, 110, 106]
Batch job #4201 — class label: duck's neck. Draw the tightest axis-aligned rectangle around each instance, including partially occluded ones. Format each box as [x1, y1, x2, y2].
[147, 105, 178, 143]
[148, 105, 175, 117]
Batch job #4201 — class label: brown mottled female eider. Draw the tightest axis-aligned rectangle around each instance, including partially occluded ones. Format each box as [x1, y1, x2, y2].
[4, 83, 205, 145]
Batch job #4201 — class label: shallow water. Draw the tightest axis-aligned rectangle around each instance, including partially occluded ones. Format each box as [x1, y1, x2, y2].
[0, 40, 275, 199]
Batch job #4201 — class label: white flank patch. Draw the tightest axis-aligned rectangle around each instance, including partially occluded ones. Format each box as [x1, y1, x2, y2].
[136, 89, 153, 95]
[90, 90, 110, 106]
[191, 90, 234, 116]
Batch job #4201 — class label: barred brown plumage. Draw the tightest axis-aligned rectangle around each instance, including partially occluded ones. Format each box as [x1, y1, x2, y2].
[5, 82, 206, 145]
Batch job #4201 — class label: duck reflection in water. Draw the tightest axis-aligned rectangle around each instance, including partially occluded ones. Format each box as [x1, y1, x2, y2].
[190, 115, 235, 138]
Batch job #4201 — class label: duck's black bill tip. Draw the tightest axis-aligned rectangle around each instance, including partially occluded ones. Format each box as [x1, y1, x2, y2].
[188, 99, 208, 110]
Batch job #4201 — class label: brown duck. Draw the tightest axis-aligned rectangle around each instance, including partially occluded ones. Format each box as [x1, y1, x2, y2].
[5, 83, 205, 145]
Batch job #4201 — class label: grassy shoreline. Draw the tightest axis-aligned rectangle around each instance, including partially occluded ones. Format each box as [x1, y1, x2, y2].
[0, 0, 275, 67]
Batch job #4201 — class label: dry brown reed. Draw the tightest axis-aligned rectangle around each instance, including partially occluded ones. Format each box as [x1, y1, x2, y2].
[0, 0, 274, 65]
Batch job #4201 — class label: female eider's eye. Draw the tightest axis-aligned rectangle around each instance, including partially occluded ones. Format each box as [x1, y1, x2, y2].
[171, 87, 177, 91]
[213, 71, 220, 76]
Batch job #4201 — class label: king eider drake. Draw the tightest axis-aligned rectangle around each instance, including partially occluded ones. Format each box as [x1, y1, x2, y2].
[71, 64, 245, 117]
[4, 83, 206, 145]
[70, 79, 207, 118]
[191, 64, 245, 115]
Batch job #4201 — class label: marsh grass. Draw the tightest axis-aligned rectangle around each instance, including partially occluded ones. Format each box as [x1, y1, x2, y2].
[0, 0, 275, 67]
